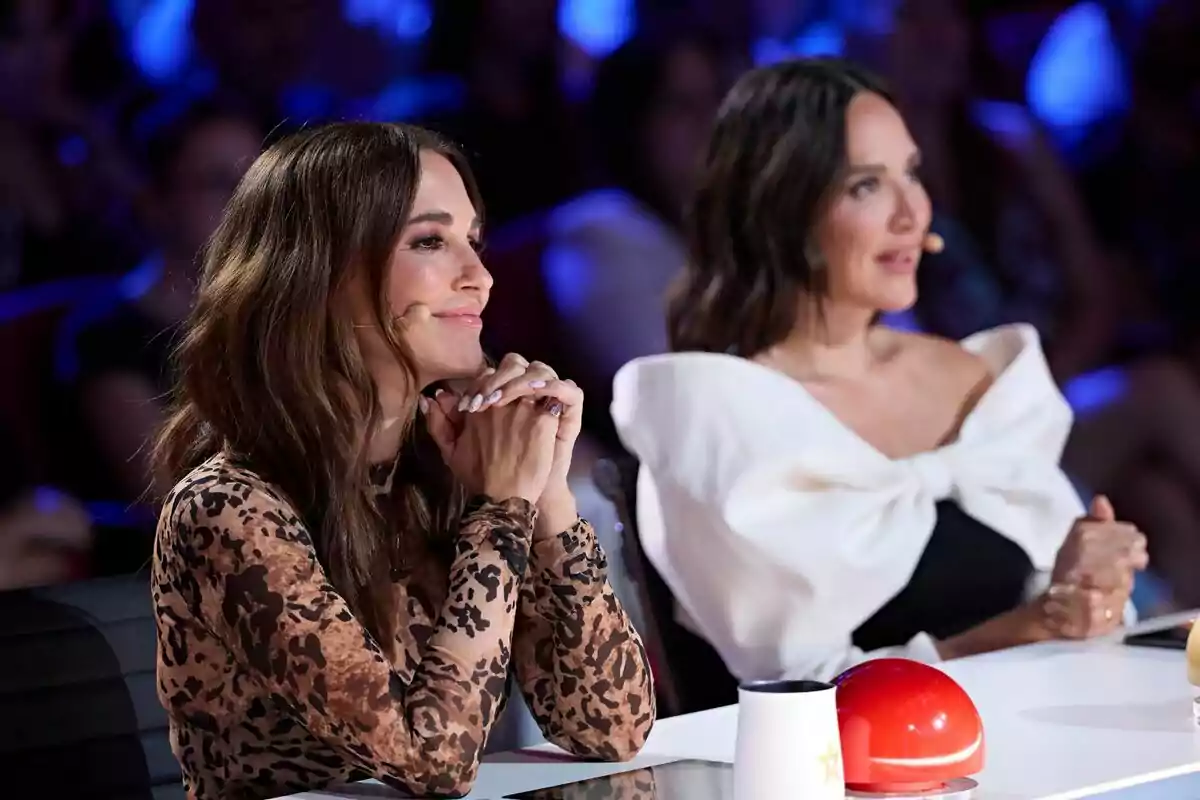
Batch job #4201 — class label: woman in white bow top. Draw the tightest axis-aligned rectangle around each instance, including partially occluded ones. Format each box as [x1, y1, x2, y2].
[611, 58, 1148, 684]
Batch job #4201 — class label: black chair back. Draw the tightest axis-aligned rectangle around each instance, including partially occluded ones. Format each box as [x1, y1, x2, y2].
[0, 572, 183, 799]
[593, 457, 738, 717]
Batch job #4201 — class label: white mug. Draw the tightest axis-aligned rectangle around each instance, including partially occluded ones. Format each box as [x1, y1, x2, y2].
[734, 679, 844, 800]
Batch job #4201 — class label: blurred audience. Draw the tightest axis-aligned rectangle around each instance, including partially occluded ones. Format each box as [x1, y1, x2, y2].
[0, 0, 143, 287]
[63, 102, 263, 505]
[865, 0, 1200, 607]
[189, 0, 393, 124]
[0, 423, 90, 590]
[543, 25, 729, 448]
[1083, 0, 1200, 359]
[749, 0, 850, 62]
[421, 0, 586, 225]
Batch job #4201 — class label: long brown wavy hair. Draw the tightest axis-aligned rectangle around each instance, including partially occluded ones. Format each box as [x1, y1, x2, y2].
[668, 58, 892, 356]
[153, 122, 478, 642]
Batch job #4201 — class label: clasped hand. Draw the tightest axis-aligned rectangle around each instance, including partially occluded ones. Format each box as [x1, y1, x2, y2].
[419, 353, 583, 505]
[1039, 495, 1147, 639]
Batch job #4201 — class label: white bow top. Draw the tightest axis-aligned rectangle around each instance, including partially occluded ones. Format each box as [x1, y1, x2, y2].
[611, 324, 1086, 683]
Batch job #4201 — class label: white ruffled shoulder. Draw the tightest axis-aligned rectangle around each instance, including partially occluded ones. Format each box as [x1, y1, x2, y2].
[610, 324, 1085, 682]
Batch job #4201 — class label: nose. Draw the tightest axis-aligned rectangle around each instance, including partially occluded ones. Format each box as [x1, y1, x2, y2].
[890, 184, 917, 233]
[454, 245, 494, 302]
[890, 180, 929, 236]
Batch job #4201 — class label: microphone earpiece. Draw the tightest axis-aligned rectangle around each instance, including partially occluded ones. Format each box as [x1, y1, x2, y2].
[923, 232, 945, 254]
[400, 303, 432, 326]
[351, 304, 431, 331]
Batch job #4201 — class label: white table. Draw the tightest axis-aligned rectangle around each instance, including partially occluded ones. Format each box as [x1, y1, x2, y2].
[292, 638, 1200, 799]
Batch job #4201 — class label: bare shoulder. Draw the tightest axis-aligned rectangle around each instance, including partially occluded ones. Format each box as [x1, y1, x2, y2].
[889, 329, 993, 396]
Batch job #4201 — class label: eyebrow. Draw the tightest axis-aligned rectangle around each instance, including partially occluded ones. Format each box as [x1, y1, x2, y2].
[405, 210, 482, 229]
[844, 151, 923, 176]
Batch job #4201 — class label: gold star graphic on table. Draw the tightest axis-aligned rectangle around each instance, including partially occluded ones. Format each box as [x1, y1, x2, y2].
[819, 742, 842, 784]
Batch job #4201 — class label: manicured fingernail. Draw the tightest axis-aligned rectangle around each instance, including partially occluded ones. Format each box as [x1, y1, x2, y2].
[485, 390, 501, 405]
[457, 394, 470, 412]
[434, 388, 445, 398]
[469, 393, 483, 412]
[529, 380, 547, 389]
[418, 396, 429, 414]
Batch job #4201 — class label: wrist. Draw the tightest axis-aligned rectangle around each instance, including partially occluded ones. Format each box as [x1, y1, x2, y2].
[936, 602, 1053, 661]
[933, 636, 960, 661]
[536, 484, 577, 535]
[480, 473, 544, 504]
[1008, 598, 1056, 642]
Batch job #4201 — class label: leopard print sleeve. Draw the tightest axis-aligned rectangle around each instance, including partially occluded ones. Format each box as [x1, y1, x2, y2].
[512, 518, 656, 760]
[164, 475, 534, 797]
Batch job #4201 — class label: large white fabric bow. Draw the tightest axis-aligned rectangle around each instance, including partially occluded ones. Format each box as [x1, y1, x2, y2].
[613, 325, 1085, 681]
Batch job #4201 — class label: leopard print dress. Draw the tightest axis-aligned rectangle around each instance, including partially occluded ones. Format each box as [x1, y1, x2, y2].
[152, 454, 655, 799]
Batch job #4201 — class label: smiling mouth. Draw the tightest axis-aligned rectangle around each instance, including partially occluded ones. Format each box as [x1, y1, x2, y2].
[432, 313, 483, 329]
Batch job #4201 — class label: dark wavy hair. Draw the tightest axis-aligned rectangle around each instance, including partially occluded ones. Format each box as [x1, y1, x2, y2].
[153, 122, 477, 643]
[668, 58, 892, 356]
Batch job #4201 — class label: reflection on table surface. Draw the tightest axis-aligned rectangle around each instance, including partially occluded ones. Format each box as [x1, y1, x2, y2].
[288, 637, 1200, 800]
[505, 759, 732, 800]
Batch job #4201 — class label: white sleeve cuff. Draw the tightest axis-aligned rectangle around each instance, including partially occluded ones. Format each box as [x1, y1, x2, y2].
[1025, 569, 1052, 601]
[904, 631, 944, 664]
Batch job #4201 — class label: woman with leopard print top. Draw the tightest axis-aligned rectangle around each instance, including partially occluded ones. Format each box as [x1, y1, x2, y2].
[150, 122, 655, 800]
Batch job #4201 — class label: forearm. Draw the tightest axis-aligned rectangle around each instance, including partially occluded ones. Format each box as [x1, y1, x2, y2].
[422, 496, 537, 672]
[513, 518, 655, 760]
[182, 487, 536, 797]
[934, 602, 1052, 660]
